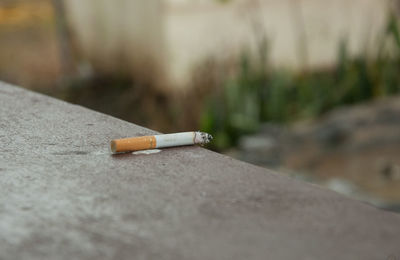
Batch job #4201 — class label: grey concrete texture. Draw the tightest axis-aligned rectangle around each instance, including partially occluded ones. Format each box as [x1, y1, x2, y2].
[1, 81, 400, 260]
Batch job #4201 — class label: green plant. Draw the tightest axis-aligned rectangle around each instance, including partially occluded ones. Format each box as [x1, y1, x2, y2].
[201, 11, 400, 151]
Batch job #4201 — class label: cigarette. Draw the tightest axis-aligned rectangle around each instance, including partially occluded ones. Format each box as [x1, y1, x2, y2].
[110, 131, 213, 154]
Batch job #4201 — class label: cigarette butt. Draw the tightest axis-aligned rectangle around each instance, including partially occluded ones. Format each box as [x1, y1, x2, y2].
[110, 131, 212, 154]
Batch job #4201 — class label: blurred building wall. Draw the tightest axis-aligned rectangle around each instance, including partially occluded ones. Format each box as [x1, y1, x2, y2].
[64, 0, 165, 85]
[64, 0, 390, 89]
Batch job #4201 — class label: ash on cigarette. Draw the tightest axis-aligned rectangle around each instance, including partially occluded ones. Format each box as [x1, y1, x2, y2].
[196, 131, 213, 145]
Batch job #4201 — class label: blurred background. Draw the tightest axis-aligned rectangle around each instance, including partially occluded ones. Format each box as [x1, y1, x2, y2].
[1, 0, 400, 211]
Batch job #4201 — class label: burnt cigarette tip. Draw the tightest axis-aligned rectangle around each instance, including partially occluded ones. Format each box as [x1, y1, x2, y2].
[198, 131, 213, 144]
[204, 134, 212, 143]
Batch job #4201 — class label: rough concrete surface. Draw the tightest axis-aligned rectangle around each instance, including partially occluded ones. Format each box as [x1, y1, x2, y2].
[0, 81, 400, 260]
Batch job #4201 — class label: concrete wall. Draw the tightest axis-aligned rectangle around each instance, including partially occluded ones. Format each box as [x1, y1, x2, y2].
[64, 0, 390, 89]
[64, 0, 165, 85]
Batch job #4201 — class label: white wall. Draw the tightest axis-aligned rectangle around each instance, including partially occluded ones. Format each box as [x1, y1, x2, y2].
[64, 0, 390, 89]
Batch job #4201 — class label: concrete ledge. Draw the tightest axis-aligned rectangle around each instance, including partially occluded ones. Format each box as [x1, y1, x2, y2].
[1, 81, 400, 259]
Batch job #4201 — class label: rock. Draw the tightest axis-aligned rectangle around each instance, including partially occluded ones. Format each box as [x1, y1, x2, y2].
[233, 96, 400, 211]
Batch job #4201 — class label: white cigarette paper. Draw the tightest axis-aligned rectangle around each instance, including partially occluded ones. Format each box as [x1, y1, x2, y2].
[110, 131, 213, 154]
[155, 132, 211, 148]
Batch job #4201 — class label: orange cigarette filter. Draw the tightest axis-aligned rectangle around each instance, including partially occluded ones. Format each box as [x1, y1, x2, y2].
[110, 136, 156, 154]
